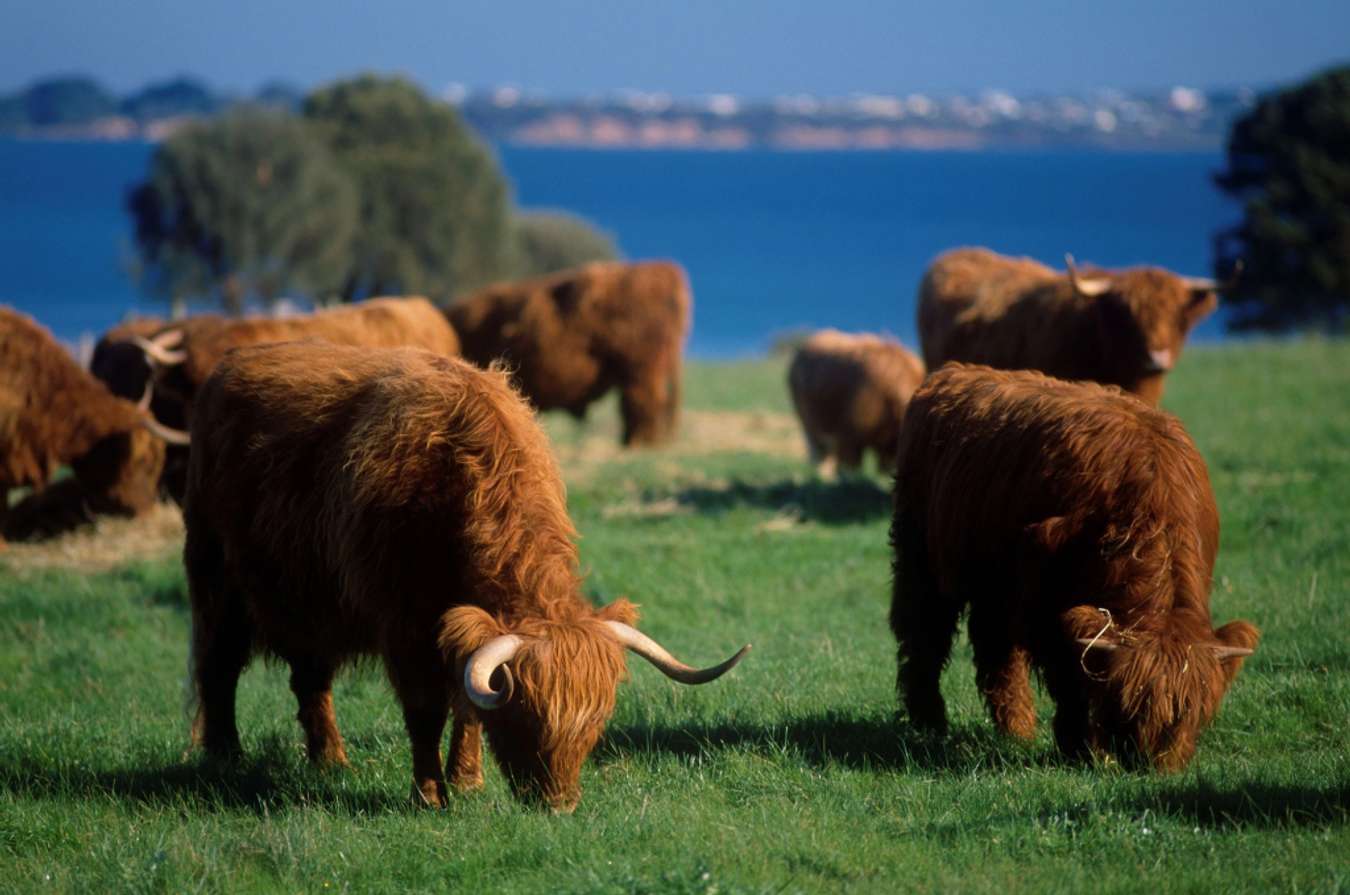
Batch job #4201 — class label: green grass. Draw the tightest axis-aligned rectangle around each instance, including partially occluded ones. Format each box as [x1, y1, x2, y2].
[2, 340, 1348, 893]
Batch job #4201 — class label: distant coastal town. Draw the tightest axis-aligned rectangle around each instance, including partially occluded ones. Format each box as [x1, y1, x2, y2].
[1, 75, 1253, 151]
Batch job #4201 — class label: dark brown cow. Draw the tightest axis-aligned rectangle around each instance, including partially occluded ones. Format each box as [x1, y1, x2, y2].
[890, 364, 1258, 771]
[448, 260, 690, 446]
[787, 329, 925, 476]
[184, 342, 748, 811]
[0, 307, 168, 542]
[89, 316, 170, 402]
[917, 247, 1224, 404]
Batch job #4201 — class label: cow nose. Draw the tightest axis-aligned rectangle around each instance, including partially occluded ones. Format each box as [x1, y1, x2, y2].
[1146, 348, 1173, 373]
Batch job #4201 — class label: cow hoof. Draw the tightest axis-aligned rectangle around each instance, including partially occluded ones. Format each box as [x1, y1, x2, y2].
[410, 781, 448, 809]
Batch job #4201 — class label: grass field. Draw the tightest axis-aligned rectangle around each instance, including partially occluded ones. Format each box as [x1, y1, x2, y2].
[2, 340, 1348, 893]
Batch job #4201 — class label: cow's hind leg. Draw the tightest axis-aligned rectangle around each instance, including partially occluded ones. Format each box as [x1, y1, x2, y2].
[619, 365, 670, 447]
[968, 610, 1037, 740]
[890, 515, 959, 733]
[288, 657, 348, 767]
[189, 599, 252, 759]
[446, 694, 485, 792]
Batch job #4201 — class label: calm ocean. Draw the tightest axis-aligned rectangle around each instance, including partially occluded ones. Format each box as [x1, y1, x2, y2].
[0, 139, 1238, 357]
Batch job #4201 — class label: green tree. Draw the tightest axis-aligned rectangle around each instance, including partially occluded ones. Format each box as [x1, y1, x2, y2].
[1214, 65, 1350, 330]
[303, 75, 513, 300]
[128, 106, 358, 314]
[511, 210, 620, 278]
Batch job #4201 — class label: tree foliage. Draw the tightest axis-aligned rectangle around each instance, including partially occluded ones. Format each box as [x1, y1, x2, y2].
[302, 75, 514, 300]
[22, 76, 116, 126]
[511, 210, 620, 278]
[1214, 65, 1350, 330]
[127, 107, 358, 313]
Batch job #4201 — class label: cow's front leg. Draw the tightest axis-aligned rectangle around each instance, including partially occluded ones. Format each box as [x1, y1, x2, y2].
[446, 698, 485, 792]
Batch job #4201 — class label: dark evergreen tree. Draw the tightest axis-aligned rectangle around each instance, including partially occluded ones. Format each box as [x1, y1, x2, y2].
[302, 75, 514, 300]
[1215, 65, 1350, 330]
[128, 106, 358, 313]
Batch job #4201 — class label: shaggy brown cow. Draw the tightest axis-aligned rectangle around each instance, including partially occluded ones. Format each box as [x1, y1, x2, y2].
[184, 341, 748, 811]
[787, 329, 925, 475]
[0, 307, 168, 541]
[890, 364, 1258, 771]
[917, 247, 1224, 404]
[448, 260, 690, 446]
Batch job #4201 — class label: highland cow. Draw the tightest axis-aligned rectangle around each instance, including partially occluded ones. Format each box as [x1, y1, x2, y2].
[183, 342, 748, 811]
[448, 260, 690, 446]
[787, 329, 925, 476]
[917, 247, 1225, 404]
[0, 307, 171, 542]
[890, 364, 1258, 771]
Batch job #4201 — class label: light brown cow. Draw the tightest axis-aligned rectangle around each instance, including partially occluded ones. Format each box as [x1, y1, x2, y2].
[890, 364, 1258, 771]
[787, 329, 925, 476]
[184, 342, 748, 811]
[448, 260, 690, 446]
[917, 247, 1223, 403]
[0, 307, 169, 542]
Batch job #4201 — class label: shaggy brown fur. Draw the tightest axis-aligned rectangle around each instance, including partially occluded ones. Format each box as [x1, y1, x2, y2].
[890, 364, 1258, 771]
[184, 341, 732, 811]
[448, 260, 690, 446]
[134, 299, 459, 502]
[917, 248, 1221, 404]
[0, 308, 164, 542]
[787, 329, 925, 475]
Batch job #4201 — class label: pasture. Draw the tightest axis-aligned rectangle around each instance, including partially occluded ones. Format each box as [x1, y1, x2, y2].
[1, 340, 1347, 893]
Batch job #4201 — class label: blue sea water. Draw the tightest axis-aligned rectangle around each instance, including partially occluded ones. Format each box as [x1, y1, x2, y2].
[1, 139, 1238, 357]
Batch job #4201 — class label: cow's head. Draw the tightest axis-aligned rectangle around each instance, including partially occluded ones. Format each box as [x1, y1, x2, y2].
[441, 599, 749, 812]
[1066, 606, 1258, 771]
[1066, 256, 1227, 402]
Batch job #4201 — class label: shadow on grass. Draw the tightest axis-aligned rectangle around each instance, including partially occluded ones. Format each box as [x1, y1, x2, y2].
[0, 736, 406, 816]
[1128, 779, 1350, 829]
[672, 477, 891, 525]
[600, 710, 1037, 774]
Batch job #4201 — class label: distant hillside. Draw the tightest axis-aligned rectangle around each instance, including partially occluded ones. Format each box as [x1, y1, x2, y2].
[0, 73, 1254, 150]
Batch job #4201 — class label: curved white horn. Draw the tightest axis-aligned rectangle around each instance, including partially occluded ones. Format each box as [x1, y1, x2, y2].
[140, 415, 191, 446]
[1210, 644, 1254, 660]
[1182, 276, 1218, 292]
[153, 329, 185, 349]
[605, 622, 750, 684]
[1065, 254, 1111, 297]
[463, 634, 524, 709]
[137, 381, 154, 413]
[131, 334, 187, 366]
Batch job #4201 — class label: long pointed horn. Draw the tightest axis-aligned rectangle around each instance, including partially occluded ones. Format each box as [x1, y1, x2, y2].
[131, 334, 187, 366]
[463, 634, 524, 709]
[605, 622, 750, 684]
[1187, 259, 1243, 294]
[1065, 254, 1111, 297]
[137, 381, 154, 413]
[1076, 637, 1120, 652]
[1210, 644, 1254, 660]
[140, 415, 191, 446]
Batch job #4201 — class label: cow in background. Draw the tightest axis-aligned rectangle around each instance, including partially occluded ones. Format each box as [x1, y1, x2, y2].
[0, 307, 177, 542]
[448, 260, 690, 446]
[890, 364, 1257, 771]
[787, 329, 925, 476]
[183, 342, 748, 811]
[917, 247, 1225, 403]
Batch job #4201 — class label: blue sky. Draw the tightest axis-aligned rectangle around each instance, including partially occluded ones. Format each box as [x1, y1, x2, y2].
[2, 0, 1347, 96]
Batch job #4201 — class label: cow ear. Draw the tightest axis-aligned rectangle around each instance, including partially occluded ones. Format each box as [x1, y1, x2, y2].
[438, 605, 509, 659]
[1185, 289, 1219, 325]
[1063, 605, 1119, 648]
[597, 597, 640, 627]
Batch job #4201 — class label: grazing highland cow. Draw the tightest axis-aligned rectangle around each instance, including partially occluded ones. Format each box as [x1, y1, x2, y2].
[917, 247, 1225, 404]
[184, 342, 748, 811]
[787, 329, 925, 476]
[448, 260, 690, 446]
[890, 364, 1257, 771]
[0, 307, 172, 542]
